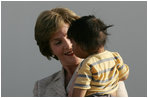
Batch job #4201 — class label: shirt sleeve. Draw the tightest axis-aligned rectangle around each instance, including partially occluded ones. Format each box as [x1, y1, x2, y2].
[114, 52, 129, 80]
[74, 61, 92, 89]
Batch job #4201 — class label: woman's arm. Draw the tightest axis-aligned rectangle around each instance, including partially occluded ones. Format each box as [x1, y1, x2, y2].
[116, 81, 128, 97]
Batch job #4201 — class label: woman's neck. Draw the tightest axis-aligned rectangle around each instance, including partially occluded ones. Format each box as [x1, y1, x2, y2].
[63, 64, 77, 77]
[63, 64, 78, 87]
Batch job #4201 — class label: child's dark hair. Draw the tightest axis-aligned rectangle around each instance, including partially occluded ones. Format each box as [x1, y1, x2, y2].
[67, 15, 113, 54]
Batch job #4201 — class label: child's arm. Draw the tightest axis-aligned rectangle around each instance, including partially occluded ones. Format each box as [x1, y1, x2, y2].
[68, 61, 91, 97]
[114, 52, 129, 81]
[72, 88, 87, 97]
[68, 73, 87, 97]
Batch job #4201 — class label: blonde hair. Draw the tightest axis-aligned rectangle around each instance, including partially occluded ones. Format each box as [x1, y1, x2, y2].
[35, 8, 79, 60]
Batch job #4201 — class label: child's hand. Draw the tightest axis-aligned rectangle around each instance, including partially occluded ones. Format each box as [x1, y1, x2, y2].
[72, 88, 87, 97]
[68, 88, 73, 97]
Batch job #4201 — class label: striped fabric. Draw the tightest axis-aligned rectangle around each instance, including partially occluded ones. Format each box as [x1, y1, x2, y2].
[74, 50, 129, 96]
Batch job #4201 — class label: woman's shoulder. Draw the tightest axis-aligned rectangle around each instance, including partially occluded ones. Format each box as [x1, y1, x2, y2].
[37, 70, 63, 87]
[33, 70, 64, 96]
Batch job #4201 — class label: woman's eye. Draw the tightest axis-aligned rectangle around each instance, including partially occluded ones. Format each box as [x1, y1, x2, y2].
[55, 41, 61, 45]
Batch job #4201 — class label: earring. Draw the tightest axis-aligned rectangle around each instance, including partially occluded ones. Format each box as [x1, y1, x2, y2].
[52, 55, 55, 57]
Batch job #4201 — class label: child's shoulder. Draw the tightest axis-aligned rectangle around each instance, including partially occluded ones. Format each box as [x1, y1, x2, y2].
[83, 53, 103, 65]
[83, 50, 122, 65]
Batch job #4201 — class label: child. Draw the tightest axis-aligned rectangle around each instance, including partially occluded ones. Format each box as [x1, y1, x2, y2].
[67, 15, 129, 97]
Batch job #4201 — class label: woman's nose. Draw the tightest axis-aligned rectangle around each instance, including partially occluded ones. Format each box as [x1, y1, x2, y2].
[63, 38, 72, 49]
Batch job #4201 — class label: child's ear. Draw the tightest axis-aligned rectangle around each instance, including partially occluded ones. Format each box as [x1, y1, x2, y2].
[79, 44, 87, 51]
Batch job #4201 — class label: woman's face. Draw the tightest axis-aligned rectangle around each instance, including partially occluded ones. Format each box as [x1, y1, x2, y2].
[49, 23, 82, 66]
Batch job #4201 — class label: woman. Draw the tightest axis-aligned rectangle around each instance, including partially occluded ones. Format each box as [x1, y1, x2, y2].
[33, 7, 128, 97]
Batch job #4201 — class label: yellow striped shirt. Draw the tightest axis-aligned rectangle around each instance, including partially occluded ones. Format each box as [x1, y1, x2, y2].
[74, 50, 129, 96]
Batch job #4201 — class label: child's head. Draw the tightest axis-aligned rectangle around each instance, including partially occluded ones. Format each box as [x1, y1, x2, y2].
[68, 15, 112, 58]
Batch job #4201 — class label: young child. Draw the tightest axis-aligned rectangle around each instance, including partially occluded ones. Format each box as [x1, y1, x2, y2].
[67, 15, 129, 97]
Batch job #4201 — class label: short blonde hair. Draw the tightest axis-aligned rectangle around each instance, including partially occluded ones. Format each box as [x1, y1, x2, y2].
[35, 8, 79, 60]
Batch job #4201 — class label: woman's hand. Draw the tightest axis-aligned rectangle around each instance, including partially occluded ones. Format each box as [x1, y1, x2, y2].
[116, 81, 128, 97]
